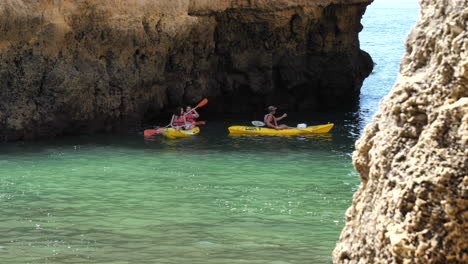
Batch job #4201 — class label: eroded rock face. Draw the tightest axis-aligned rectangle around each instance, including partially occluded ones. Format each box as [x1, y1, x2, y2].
[0, 0, 373, 140]
[333, 0, 467, 263]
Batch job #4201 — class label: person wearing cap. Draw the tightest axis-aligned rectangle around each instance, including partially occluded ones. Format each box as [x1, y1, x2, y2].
[264, 106, 288, 130]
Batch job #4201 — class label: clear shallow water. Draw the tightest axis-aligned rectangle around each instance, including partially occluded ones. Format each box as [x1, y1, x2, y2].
[0, 1, 419, 263]
[359, 0, 421, 125]
[1, 132, 355, 264]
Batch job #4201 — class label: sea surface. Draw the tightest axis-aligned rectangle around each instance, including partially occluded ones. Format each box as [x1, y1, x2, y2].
[0, 1, 419, 263]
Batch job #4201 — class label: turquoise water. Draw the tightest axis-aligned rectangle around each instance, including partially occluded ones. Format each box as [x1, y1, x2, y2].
[0, 1, 419, 263]
[1, 134, 355, 263]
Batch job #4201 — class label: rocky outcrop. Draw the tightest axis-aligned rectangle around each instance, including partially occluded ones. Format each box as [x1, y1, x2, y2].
[0, 0, 373, 140]
[333, 0, 467, 263]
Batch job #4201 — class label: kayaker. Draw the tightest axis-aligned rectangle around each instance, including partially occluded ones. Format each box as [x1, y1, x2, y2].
[170, 107, 187, 130]
[185, 105, 200, 129]
[264, 106, 288, 130]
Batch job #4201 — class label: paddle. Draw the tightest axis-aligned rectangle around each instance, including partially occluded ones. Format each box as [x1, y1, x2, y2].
[144, 121, 206, 137]
[192, 98, 208, 110]
[252, 120, 316, 132]
[143, 98, 209, 137]
[253, 120, 294, 130]
[252, 121, 265, 127]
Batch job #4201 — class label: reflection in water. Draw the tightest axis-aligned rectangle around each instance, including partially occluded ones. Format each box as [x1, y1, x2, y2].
[298, 133, 333, 142]
[160, 135, 211, 151]
[228, 132, 333, 144]
[143, 135, 158, 142]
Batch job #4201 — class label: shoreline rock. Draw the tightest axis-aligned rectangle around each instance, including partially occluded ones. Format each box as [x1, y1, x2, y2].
[333, 0, 467, 263]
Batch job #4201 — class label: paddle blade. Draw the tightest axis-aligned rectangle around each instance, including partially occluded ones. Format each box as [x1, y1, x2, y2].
[144, 127, 165, 136]
[193, 121, 206, 126]
[195, 98, 208, 109]
[252, 121, 265, 127]
[144, 129, 157, 136]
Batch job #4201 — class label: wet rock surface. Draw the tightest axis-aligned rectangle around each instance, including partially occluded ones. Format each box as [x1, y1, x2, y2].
[0, 0, 373, 140]
[333, 0, 467, 263]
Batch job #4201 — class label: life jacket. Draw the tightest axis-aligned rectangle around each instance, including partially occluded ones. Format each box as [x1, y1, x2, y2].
[172, 115, 185, 126]
[264, 113, 278, 127]
[186, 112, 195, 123]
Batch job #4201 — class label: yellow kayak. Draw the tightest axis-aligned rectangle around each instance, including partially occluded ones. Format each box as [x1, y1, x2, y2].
[228, 123, 334, 135]
[162, 127, 200, 139]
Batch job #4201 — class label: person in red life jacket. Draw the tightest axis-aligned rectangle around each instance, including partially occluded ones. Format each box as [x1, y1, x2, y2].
[264, 106, 288, 130]
[185, 105, 200, 129]
[170, 107, 187, 130]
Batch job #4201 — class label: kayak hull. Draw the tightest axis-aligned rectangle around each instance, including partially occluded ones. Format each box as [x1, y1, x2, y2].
[163, 127, 200, 139]
[228, 123, 334, 135]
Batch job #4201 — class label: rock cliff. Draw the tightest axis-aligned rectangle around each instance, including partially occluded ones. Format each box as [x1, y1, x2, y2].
[333, 0, 467, 263]
[0, 0, 373, 140]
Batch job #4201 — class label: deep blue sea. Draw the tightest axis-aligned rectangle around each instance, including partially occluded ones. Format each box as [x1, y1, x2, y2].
[0, 1, 419, 263]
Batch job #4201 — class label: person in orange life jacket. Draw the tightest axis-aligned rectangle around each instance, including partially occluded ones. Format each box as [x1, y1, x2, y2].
[185, 105, 200, 129]
[170, 107, 187, 130]
[264, 106, 288, 130]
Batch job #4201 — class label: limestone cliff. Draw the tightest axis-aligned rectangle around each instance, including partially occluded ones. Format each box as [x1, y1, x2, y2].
[333, 0, 467, 263]
[0, 0, 373, 140]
